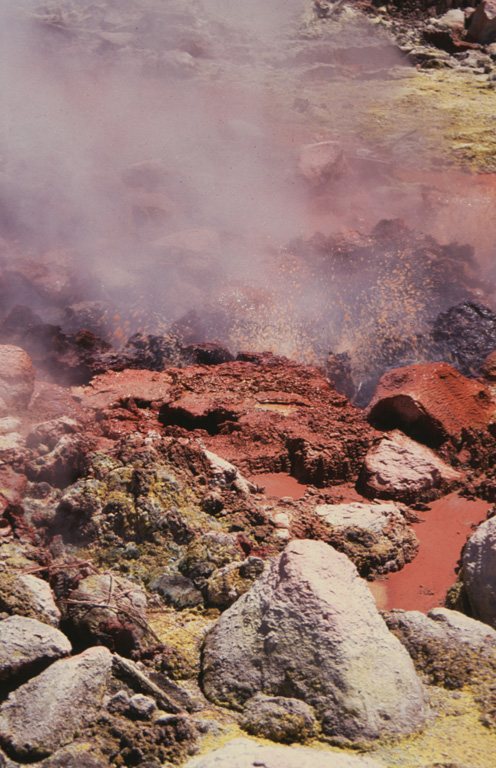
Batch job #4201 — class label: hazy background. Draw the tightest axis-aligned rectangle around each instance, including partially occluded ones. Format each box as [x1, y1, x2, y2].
[0, 0, 492, 375]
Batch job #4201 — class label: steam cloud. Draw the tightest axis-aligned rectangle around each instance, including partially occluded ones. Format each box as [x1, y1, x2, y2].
[0, 0, 492, 385]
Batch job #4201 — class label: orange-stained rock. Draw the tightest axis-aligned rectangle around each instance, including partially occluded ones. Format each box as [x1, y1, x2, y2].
[158, 353, 375, 486]
[0, 345, 35, 412]
[366, 362, 495, 447]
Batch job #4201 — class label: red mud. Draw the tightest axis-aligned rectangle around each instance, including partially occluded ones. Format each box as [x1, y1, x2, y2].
[370, 492, 490, 612]
[252, 472, 308, 500]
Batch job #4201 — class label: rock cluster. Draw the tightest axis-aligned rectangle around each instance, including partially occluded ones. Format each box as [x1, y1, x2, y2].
[202, 540, 428, 742]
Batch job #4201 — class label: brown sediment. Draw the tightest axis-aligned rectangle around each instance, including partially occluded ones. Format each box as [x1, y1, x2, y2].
[369, 493, 490, 612]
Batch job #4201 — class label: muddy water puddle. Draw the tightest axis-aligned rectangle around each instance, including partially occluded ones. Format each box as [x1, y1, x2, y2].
[369, 493, 490, 612]
[252, 472, 308, 500]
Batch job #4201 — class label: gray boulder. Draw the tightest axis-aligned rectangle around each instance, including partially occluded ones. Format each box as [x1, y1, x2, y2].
[384, 607, 496, 688]
[66, 574, 151, 654]
[181, 738, 386, 768]
[314, 500, 418, 576]
[17, 575, 61, 627]
[358, 430, 463, 503]
[202, 540, 427, 742]
[0, 647, 112, 760]
[462, 515, 496, 628]
[0, 616, 71, 682]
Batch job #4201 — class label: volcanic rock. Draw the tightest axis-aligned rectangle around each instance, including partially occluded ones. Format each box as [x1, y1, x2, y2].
[462, 515, 496, 628]
[432, 301, 496, 377]
[0, 615, 71, 682]
[467, 0, 496, 43]
[179, 532, 242, 587]
[182, 738, 386, 768]
[481, 349, 496, 381]
[240, 694, 317, 743]
[206, 556, 266, 609]
[297, 141, 347, 186]
[65, 574, 151, 655]
[33, 744, 108, 768]
[366, 362, 495, 448]
[149, 573, 203, 609]
[0, 571, 60, 626]
[358, 429, 464, 503]
[26, 433, 91, 488]
[314, 499, 419, 575]
[158, 354, 374, 485]
[202, 539, 427, 742]
[16, 575, 61, 627]
[0, 466, 27, 515]
[0, 646, 112, 760]
[384, 607, 496, 688]
[0, 345, 35, 413]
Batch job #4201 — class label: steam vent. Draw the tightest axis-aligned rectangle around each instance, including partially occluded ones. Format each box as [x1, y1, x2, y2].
[3, 0, 496, 766]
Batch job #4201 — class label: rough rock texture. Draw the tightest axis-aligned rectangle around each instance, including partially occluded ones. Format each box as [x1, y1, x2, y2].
[181, 738, 386, 768]
[0, 572, 60, 626]
[149, 573, 203, 609]
[384, 607, 496, 727]
[0, 647, 112, 760]
[240, 694, 318, 743]
[0, 616, 71, 682]
[202, 540, 427, 742]
[314, 500, 419, 575]
[462, 515, 496, 628]
[467, 0, 496, 43]
[432, 301, 496, 377]
[206, 556, 266, 608]
[17, 575, 61, 627]
[65, 574, 151, 655]
[358, 430, 464, 502]
[384, 607, 496, 687]
[297, 141, 347, 186]
[0, 345, 35, 412]
[366, 362, 495, 448]
[158, 355, 375, 486]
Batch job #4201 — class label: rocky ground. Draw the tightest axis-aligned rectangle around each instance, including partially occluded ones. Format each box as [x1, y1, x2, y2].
[2, 1, 496, 767]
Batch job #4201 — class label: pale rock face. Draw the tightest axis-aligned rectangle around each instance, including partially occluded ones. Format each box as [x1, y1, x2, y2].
[18, 575, 61, 626]
[0, 616, 71, 681]
[462, 516, 496, 628]
[0, 647, 112, 759]
[0, 345, 35, 411]
[181, 737, 387, 768]
[202, 539, 427, 742]
[297, 141, 347, 186]
[467, 0, 496, 43]
[358, 429, 463, 502]
[315, 500, 407, 534]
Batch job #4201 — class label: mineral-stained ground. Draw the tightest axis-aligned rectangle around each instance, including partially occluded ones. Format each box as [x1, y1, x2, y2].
[2, 1, 496, 766]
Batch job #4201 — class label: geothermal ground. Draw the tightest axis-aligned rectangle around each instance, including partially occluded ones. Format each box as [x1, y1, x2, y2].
[2, 1, 496, 767]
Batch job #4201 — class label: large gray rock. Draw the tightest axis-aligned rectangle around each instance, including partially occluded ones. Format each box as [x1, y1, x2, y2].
[0, 647, 112, 760]
[0, 616, 71, 682]
[202, 540, 427, 742]
[358, 430, 463, 503]
[462, 516, 496, 628]
[181, 738, 386, 768]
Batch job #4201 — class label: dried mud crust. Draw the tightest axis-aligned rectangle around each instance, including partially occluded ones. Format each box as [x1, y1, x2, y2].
[157, 354, 375, 485]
